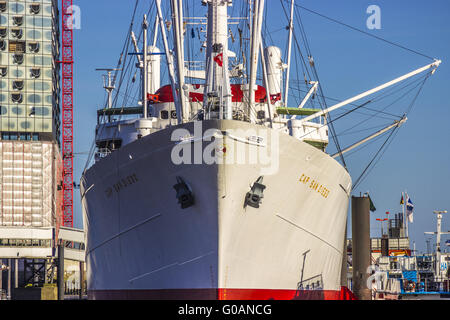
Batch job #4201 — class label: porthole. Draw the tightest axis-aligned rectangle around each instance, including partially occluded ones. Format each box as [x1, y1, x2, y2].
[160, 110, 169, 120]
[257, 110, 265, 120]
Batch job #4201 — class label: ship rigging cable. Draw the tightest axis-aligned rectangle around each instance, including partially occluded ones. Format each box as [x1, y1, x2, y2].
[84, 0, 436, 181]
[335, 73, 431, 138]
[279, 0, 437, 177]
[352, 73, 430, 189]
[279, 0, 347, 169]
[83, 0, 142, 172]
[283, 0, 436, 61]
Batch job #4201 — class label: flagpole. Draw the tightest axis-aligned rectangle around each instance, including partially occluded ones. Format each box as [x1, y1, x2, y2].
[405, 191, 409, 239]
[401, 191, 406, 237]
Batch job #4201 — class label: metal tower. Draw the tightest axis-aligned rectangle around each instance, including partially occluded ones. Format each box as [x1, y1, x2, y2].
[425, 210, 449, 281]
[61, 0, 74, 227]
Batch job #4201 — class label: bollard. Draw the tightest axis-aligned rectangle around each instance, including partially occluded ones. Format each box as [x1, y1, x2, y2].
[352, 196, 372, 300]
[57, 243, 65, 300]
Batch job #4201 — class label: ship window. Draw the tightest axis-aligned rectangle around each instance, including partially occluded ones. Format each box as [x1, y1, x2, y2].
[0, 27, 6, 38]
[160, 110, 169, 119]
[11, 93, 23, 103]
[28, 42, 39, 53]
[0, 2, 6, 13]
[97, 139, 122, 150]
[12, 80, 24, 91]
[13, 53, 24, 65]
[11, 28, 23, 39]
[28, 94, 41, 104]
[0, 67, 6, 77]
[30, 4, 40, 14]
[30, 68, 41, 79]
[170, 110, 177, 119]
[0, 40, 5, 51]
[257, 110, 265, 119]
[12, 16, 23, 26]
[9, 41, 25, 53]
[28, 106, 36, 117]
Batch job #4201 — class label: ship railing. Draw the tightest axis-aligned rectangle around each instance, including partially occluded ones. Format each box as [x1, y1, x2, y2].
[64, 287, 87, 297]
[185, 60, 205, 71]
[296, 274, 324, 291]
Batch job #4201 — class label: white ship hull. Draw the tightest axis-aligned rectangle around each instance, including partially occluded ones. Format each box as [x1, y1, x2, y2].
[81, 120, 352, 300]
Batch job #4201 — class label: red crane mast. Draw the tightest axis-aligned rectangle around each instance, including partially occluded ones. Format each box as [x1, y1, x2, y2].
[61, 0, 74, 227]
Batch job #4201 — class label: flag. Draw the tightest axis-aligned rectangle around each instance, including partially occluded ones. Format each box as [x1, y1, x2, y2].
[213, 53, 223, 67]
[406, 194, 414, 223]
[368, 195, 376, 212]
[400, 195, 404, 205]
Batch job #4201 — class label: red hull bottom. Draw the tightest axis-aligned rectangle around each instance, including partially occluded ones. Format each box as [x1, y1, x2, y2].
[89, 287, 356, 300]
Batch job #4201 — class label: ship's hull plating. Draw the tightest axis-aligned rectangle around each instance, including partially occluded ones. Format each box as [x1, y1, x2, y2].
[81, 120, 352, 300]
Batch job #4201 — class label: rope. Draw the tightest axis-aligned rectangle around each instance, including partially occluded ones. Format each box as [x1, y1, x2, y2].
[279, 0, 348, 168]
[352, 74, 430, 189]
[284, 0, 436, 61]
[83, 0, 141, 173]
[352, 125, 399, 189]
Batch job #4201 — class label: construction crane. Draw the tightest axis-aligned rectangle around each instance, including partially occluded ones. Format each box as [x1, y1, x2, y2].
[61, 0, 74, 227]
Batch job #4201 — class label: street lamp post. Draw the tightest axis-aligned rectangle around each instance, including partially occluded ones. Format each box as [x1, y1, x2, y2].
[376, 218, 389, 237]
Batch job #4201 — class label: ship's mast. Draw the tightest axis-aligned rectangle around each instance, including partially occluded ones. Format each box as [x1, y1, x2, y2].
[142, 14, 149, 119]
[171, 0, 189, 122]
[425, 211, 449, 281]
[156, 0, 183, 124]
[284, 0, 295, 109]
[203, 0, 232, 120]
[95, 68, 120, 110]
[248, 0, 265, 122]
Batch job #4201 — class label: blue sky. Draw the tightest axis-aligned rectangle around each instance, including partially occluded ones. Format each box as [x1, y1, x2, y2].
[72, 0, 450, 254]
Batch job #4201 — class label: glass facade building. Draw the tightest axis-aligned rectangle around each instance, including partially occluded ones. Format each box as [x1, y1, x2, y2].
[0, 0, 62, 230]
[0, 0, 60, 144]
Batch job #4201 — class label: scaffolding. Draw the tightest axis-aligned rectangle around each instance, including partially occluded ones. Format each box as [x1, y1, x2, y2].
[0, 141, 62, 229]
